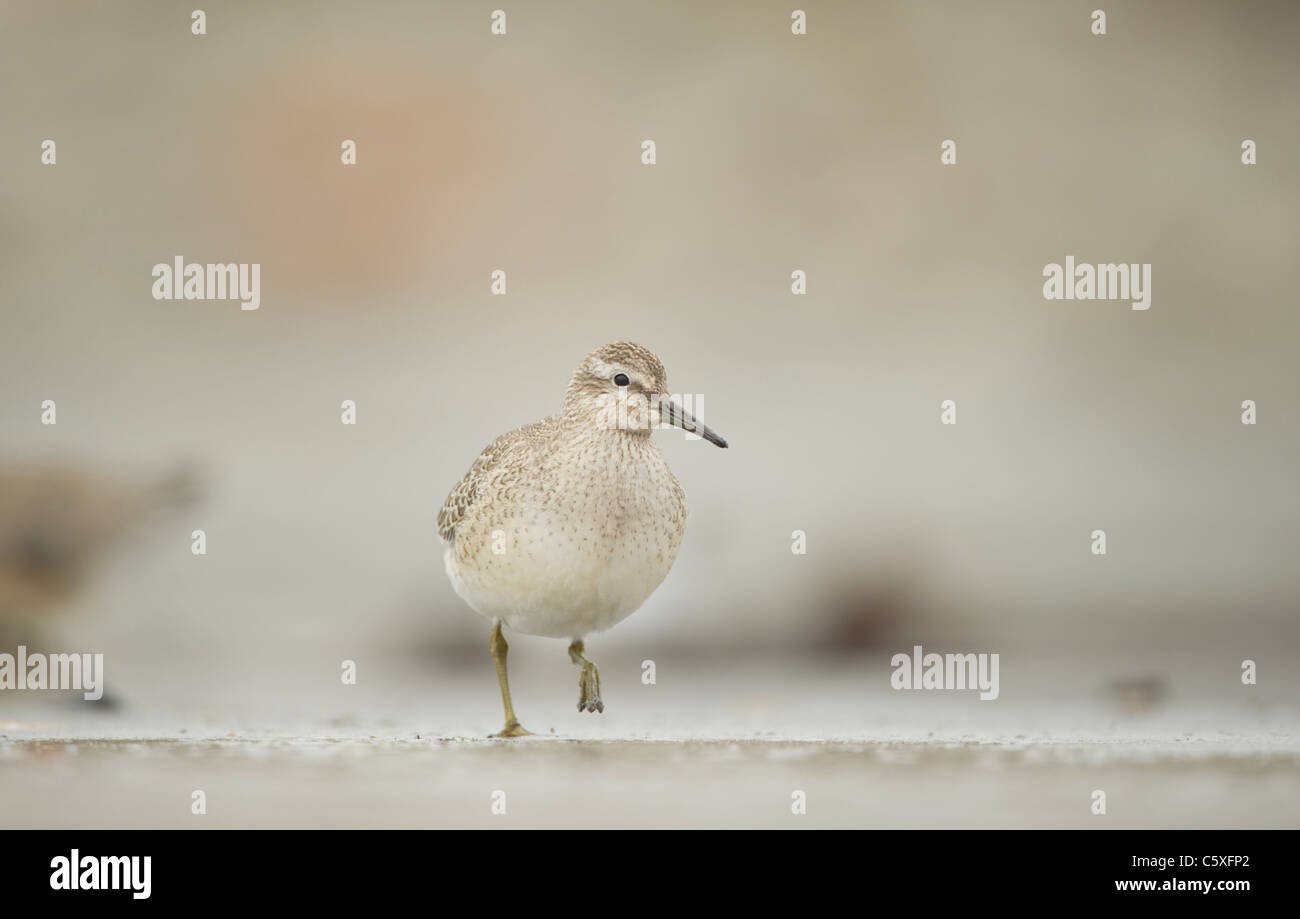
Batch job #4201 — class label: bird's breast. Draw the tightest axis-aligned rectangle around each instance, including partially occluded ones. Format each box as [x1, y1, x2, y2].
[446, 436, 687, 637]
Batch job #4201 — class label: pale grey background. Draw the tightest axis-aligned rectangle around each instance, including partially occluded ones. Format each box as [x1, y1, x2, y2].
[1, 0, 1296, 828]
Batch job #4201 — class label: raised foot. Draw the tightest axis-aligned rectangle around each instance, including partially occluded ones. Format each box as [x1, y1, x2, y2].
[577, 664, 604, 714]
[491, 720, 533, 738]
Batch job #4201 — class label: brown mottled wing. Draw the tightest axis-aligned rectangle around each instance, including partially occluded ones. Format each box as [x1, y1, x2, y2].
[437, 423, 543, 544]
[437, 453, 488, 543]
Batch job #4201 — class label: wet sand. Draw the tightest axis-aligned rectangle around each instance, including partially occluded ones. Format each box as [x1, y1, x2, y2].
[3, 655, 1297, 829]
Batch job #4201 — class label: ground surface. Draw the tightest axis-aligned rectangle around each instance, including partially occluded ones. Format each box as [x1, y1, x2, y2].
[2, 654, 1297, 828]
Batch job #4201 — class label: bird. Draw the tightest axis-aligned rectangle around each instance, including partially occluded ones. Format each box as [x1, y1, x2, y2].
[437, 342, 728, 737]
[0, 459, 200, 675]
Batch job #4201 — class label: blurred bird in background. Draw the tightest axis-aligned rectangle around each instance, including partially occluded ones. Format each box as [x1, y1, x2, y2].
[0, 459, 200, 680]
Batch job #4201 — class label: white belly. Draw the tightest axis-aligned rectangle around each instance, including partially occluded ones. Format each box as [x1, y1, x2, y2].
[442, 430, 688, 639]
[445, 530, 674, 638]
[443, 476, 685, 639]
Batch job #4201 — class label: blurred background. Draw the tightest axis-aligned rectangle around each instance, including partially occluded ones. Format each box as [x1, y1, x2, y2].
[0, 1, 1297, 827]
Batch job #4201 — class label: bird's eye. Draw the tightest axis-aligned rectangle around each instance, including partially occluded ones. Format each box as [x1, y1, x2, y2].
[613, 373, 630, 387]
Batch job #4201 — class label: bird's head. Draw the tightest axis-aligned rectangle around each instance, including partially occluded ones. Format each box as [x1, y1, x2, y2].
[562, 342, 727, 448]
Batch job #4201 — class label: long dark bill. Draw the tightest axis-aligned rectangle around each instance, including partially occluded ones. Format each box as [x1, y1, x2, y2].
[659, 397, 728, 448]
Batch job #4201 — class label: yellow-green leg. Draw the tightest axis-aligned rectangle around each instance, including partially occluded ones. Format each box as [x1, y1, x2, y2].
[568, 639, 604, 713]
[490, 621, 531, 737]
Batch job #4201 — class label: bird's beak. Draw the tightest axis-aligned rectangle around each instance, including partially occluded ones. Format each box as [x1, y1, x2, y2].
[659, 396, 728, 448]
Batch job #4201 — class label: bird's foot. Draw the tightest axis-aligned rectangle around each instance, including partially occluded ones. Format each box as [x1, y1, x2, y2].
[577, 663, 604, 714]
[491, 720, 533, 738]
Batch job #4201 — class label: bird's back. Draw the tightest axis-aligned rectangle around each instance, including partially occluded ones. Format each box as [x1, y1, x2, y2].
[437, 417, 559, 544]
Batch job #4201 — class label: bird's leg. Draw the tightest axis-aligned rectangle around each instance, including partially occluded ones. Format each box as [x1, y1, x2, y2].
[489, 621, 531, 737]
[568, 639, 604, 713]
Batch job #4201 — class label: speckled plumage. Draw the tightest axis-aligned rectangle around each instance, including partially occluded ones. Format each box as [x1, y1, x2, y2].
[439, 342, 726, 731]
[439, 343, 689, 639]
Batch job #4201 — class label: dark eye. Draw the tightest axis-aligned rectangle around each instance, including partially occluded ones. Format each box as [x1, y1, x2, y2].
[613, 373, 630, 387]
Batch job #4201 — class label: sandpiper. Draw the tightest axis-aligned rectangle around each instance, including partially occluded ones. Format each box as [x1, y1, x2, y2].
[437, 342, 727, 736]
[0, 461, 200, 650]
